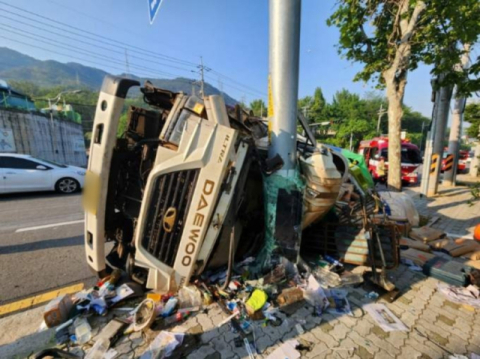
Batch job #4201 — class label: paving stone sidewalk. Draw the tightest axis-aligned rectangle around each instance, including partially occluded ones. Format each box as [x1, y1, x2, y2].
[405, 178, 480, 237]
[72, 265, 479, 359]
[1, 181, 480, 359]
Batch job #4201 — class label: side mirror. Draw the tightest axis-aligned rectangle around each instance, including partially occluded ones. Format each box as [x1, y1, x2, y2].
[36, 165, 48, 170]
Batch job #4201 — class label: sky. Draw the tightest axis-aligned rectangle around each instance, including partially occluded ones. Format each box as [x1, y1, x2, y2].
[0, 0, 443, 117]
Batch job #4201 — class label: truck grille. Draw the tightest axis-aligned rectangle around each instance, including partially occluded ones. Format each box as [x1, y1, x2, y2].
[141, 169, 200, 267]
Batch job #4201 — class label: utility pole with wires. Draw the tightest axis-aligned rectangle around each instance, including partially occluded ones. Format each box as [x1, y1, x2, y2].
[301, 104, 310, 120]
[124, 49, 131, 78]
[444, 43, 471, 186]
[190, 80, 198, 97]
[217, 76, 225, 100]
[376, 104, 387, 135]
[194, 56, 211, 98]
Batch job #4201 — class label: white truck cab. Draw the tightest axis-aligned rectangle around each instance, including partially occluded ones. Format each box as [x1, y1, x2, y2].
[84, 76, 264, 292]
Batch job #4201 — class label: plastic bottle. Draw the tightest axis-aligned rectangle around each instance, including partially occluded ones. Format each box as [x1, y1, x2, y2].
[161, 297, 178, 317]
[312, 266, 342, 288]
[73, 317, 92, 344]
[164, 311, 191, 325]
[340, 273, 364, 286]
[324, 255, 344, 269]
[85, 338, 110, 359]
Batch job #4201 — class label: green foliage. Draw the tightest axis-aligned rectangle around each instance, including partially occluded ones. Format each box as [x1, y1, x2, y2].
[327, 0, 480, 93]
[465, 102, 480, 139]
[249, 99, 267, 117]
[117, 113, 128, 138]
[298, 87, 428, 149]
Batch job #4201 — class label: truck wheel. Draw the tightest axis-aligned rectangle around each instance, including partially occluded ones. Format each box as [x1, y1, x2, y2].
[55, 178, 79, 194]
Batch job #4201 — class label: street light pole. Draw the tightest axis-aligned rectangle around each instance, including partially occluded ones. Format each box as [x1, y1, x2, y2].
[376, 104, 387, 135]
[268, 0, 301, 174]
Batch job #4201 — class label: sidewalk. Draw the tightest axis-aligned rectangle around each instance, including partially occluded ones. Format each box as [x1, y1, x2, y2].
[1, 182, 480, 359]
[405, 177, 480, 237]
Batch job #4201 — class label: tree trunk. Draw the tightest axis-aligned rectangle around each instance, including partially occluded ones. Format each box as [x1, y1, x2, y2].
[380, 0, 425, 191]
[383, 69, 406, 192]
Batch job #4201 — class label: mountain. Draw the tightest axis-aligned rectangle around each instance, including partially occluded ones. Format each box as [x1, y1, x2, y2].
[0, 47, 237, 105]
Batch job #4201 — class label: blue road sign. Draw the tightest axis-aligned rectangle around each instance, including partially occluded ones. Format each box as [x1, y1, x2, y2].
[148, 0, 164, 25]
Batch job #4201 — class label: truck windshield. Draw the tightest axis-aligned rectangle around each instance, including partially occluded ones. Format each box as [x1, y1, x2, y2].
[401, 148, 422, 164]
[379, 147, 422, 164]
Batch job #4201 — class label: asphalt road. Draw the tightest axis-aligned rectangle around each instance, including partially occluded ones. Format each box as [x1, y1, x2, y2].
[0, 192, 95, 305]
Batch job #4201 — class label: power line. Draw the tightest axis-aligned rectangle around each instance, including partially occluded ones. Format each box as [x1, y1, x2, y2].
[0, 2, 197, 67]
[205, 74, 267, 100]
[0, 12, 266, 99]
[210, 69, 267, 97]
[0, 1, 266, 101]
[28, 0, 267, 100]
[44, 0, 145, 39]
[0, 24, 182, 78]
[0, 2, 266, 99]
[0, 15, 194, 73]
[0, 34, 178, 81]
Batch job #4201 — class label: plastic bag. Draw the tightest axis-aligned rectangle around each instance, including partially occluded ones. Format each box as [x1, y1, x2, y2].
[380, 191, 419, 227]
[177, 286, 202, 308]
[140, 331, 184, 359]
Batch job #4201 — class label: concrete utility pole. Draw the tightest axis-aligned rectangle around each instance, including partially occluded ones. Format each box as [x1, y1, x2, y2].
[427, 75, 454, 196]
[376, 104, 387, 135]
[268, 0, 301, 173]
[197, 56, 210, 99]
[420, 79, 438, 196]
[444, 43, 471, 186]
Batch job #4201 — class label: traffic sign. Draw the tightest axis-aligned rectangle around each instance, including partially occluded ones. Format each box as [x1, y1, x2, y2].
[148, 0, 164, 25]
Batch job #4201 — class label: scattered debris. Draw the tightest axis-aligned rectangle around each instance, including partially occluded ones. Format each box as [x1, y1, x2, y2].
[364, 303, 408, 332]
[43, 294, 73, 328]
[140, 331, 184, 359]
[266, 340, 301, 359]
[437, 283, 480, 308]
[409, 226, 445, 243]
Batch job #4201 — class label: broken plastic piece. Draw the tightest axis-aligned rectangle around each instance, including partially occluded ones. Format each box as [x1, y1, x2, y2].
[85, 338, 110, 359]
[73, 317, 92, 345]
[140, 331, 184, 359]
[311, 266, 341, 288]
[245, 289, 268, 316]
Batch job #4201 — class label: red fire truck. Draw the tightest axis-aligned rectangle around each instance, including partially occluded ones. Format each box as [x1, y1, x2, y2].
[358, 137, 422, 185]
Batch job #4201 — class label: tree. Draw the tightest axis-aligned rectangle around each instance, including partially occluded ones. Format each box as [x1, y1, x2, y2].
[465, 102, 480, 139]
[328, 0, 480, 191]
[327, 89, 378, 147]
[298, 87, 327, 123]
[249, 99, 267, 117]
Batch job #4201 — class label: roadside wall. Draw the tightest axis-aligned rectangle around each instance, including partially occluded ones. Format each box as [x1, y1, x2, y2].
[0, 108, 87, 167]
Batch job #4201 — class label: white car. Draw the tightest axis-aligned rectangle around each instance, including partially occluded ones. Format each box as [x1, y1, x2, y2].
[0, 153, 85, 194]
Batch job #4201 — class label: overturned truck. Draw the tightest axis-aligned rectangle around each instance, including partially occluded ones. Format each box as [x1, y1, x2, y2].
[84, 76, 373, 293]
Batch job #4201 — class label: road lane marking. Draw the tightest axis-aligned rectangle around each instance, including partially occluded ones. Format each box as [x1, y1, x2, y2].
[0, 283, 84, 316]
[15, 219, 84, 233]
